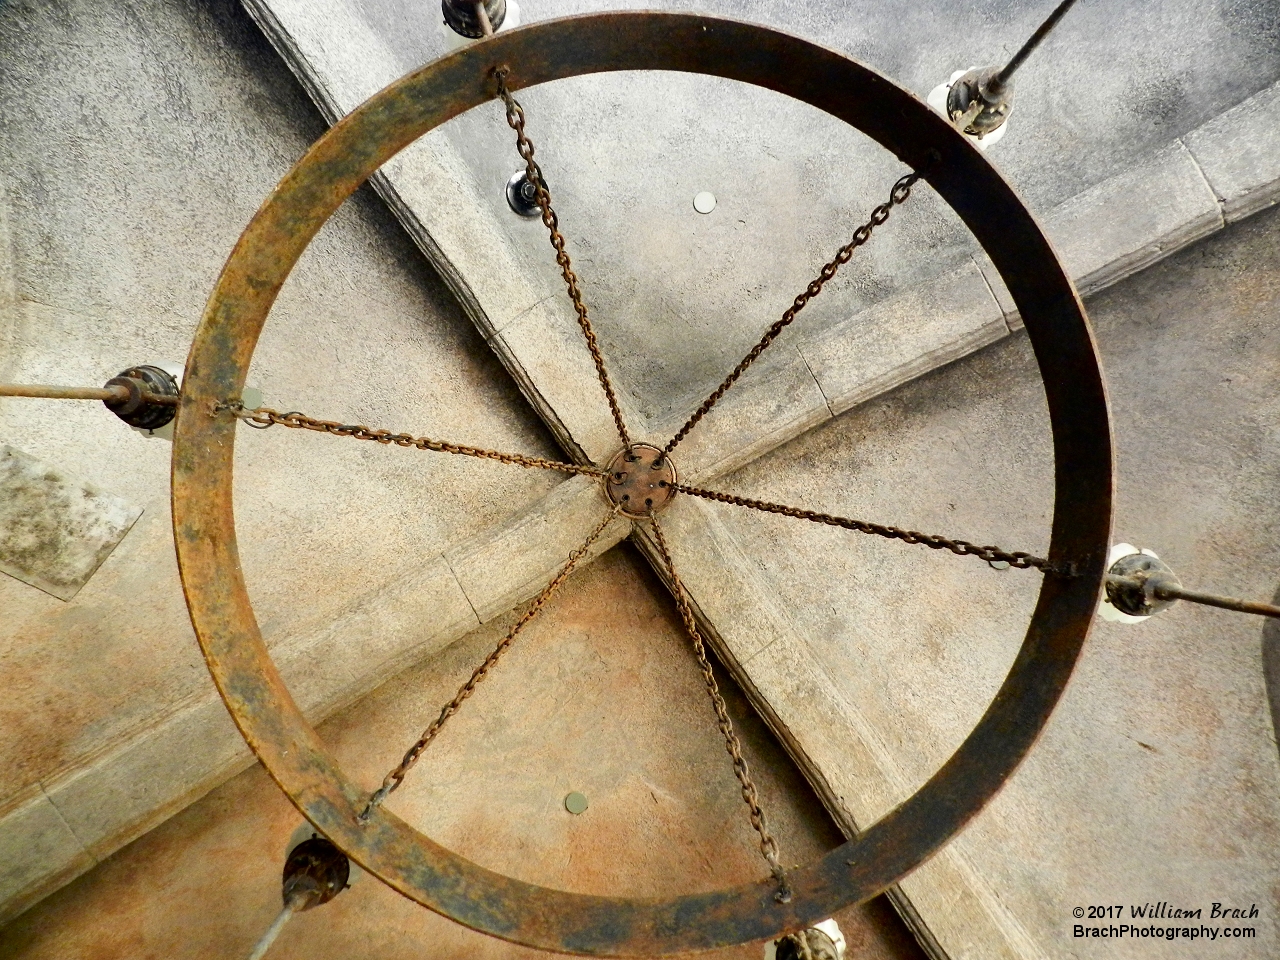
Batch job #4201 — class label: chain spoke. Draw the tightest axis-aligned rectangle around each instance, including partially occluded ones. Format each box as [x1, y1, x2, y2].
[220, 404, 604, 478]
[674, 482, 1059, 573]
[360, 505, 622, 820]
[665, 171, 923, 456]
[646, 513, 792, 903]
[494, 67, 633, 449]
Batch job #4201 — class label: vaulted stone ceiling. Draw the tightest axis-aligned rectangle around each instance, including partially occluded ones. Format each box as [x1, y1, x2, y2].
[2, 0, 1279, 957]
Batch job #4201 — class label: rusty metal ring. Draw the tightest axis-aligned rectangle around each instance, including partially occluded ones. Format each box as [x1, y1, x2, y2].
[172, 12, 1112, 956]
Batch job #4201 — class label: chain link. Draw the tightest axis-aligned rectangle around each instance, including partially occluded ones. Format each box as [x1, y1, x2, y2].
[673, 482, 1061, 573]
[646, 513, 793, 903]
[360, 505, 622, 820]
[218, 403, 605, 478]
[665, 172, 923, 455]
[494, 67, 633, 450]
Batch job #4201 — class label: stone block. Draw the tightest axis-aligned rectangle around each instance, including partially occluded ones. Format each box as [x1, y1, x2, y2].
[1042, 141, 1222, 297]
[1184, 79, 1280, 223]
[668, 345, 832, 483]
[634, 499, 1048, 960]
[0, 445, 143, 601]
[45, 696, 251, 861]
[0, 787, 93, 925]
[491, 305, 643, 465]
[274, 554, 479, 717]
[630, 496, 797, 664]
[971, 252, 1021, 330]
[798, 261, 1007, 416]
[445, 475, 629, 623]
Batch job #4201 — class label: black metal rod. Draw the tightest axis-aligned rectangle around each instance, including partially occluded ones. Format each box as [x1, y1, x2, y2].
[992, 0, 1080, 90]
[1106, 574, 1280, 620]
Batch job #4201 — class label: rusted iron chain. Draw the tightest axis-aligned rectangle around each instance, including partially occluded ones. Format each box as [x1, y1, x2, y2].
[219, 404, 605, 478]
[360, 505, 622, 820]
[665, 171, 923, 455]
[674, 482, 1058, 572]
[646, 513, 793, 903]
[494, 67, 633, 449]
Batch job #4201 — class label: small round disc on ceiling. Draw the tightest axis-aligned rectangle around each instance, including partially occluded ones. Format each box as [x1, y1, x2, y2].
[564, 791, 588, 814]
[693, 191, 716, 214]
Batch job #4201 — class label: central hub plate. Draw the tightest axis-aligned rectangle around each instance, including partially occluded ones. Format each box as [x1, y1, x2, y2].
[605, 444, 677, 517]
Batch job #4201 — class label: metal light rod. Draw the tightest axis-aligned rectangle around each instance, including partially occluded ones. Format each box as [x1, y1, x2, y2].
[0, 382, 178, 404]
[992, 0, 1080, 91]
[244, 894, 305, 960]
[942, 0, 1081, 140]
[474, 0, 494, 36]
[1106, 573, 1280, 620]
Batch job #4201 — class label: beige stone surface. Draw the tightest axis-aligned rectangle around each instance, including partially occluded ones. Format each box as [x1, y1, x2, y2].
[0, 548, 925, 960]
[7, 0, 1280, 946]
[632, 500, 1046, 960]
[696, 207, 1280, 957]
[444, 474, 628, 623]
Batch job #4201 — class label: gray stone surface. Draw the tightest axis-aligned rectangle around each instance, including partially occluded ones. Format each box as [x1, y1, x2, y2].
[1185, 78, 1280, 222]
[0, 445, 143, 600]
[0, 0, 564, 922]
[669, 345, 832, 481]
[323, 0, 1280, 425]
[244, 0, 1280, 513]
[798, 261, 1008, 417]
[704, 205, 1280, 957]
[1041, 142, 1222, 298]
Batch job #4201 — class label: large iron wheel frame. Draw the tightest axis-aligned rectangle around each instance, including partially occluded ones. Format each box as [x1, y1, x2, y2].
[171, 12, 1113, 956]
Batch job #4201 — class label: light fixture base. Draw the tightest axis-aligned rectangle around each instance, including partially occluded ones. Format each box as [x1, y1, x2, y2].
[945, 66, 1014, 139]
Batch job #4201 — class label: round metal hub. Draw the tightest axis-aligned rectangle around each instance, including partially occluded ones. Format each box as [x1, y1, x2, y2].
[605, 444, 676, 517]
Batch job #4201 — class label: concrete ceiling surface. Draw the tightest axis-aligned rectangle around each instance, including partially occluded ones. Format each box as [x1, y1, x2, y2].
[0, 0, 576, 926]
[2, 0, 1279, 953]
[0, 547, 925, 960]
[711, 205, 1280, 957]
[233, 2, 1280, 957]
[319, 0, 1280, 424]
[241, 0, 1280, 482]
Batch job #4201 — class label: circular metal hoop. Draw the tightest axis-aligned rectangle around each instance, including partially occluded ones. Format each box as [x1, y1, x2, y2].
[172, 13, 1112, 956]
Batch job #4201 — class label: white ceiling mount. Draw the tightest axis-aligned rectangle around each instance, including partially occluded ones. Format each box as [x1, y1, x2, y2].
[927, 70, 1008, 150]
[1099, 542, 1160, 623]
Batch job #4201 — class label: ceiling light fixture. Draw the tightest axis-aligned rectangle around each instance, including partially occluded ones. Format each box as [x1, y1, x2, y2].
[928, 0, 1080, 146]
